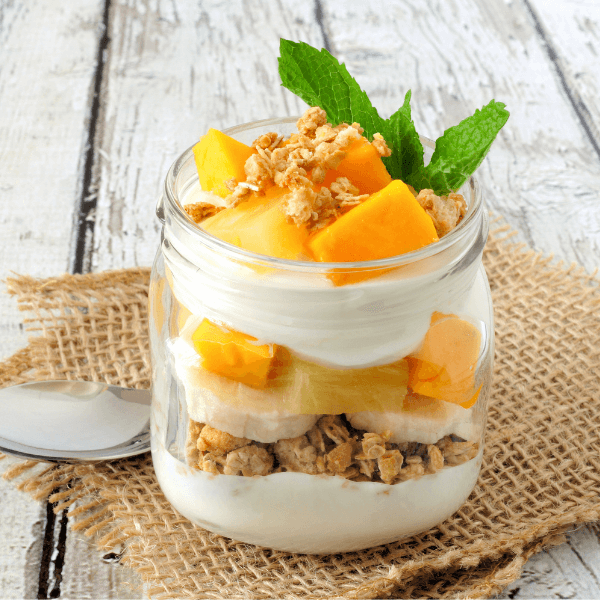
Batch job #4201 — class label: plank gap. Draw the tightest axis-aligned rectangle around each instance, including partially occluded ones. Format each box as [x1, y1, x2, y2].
[521, 0, 600, 163]
[70, 0, 113, 275]
[36, 500, 57, 599]
[48, 509, 69, 599]
[314, 0, 333, 53]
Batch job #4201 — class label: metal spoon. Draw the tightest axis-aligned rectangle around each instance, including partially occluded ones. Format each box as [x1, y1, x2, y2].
[0, 381, 151, 463]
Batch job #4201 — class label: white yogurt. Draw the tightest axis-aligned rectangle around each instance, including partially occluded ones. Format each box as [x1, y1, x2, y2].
[162, 210, 486, 368]
[152, 440, 482, 554]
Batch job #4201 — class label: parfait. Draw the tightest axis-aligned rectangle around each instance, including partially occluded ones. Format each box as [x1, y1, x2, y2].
[149, 40, 507, 554]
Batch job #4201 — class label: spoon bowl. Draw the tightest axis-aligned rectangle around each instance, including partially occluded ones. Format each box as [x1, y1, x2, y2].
[0, 380, 151, 463]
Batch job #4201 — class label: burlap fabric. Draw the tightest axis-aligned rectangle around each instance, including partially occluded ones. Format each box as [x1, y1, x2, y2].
[2, 223, 600, 599]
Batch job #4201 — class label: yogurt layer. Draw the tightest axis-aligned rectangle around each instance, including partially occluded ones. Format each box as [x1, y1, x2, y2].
[153, 440, 482, 554]
[162, 181, 486, 369]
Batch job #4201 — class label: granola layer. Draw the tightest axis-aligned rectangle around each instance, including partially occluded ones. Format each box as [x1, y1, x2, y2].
[186, 415, 479, 485]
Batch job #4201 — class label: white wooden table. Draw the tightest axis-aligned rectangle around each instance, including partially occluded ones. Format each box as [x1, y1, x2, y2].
[1, 0, 600, 597]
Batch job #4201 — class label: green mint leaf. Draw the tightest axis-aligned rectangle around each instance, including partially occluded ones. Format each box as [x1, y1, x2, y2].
[423, 100, 510, 194]
[278, 40, 509, 193]
[278, 39, 386, 140]
[383, 90, 425, 182]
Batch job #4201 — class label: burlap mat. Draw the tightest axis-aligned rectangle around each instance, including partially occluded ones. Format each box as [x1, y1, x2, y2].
[2, 222, 600, 599]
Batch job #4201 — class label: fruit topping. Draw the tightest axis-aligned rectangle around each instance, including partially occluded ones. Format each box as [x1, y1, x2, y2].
[407, 313, 482, 408]
[306, 180, 439, 263]
[321, 136, 392, 195]
[191, 318, 276, 388]
[192, 128, 255, 199]
[201, 185, 310, 260]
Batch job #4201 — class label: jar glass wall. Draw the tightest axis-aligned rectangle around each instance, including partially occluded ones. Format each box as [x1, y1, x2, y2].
[149, 118, 493, 554]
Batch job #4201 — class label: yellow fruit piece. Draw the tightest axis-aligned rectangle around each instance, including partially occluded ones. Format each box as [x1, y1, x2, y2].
[192, 319, 276, 388]
[193, 129, 255, 198]
[273, 351, 409, 414]
[308, 180, 438, 263]
[322, 138, 392, 195]
[192, 347, 409, 415]
[201, 186, 310, 260]
[407, 312, 482, 407]
[306, 180, 439, 285]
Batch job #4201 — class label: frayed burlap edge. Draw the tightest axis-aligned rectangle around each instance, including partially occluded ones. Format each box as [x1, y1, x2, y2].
[2, 221, 600, 599]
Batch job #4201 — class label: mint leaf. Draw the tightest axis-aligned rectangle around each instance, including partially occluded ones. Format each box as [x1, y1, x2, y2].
[278, 39, 386, 140]
[421, 100, 510, 194]
[278, 40, 509, 194]
[383, 91, 425, 183]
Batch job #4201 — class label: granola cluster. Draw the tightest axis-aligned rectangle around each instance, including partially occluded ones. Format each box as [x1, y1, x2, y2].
[184, 106, 468, 237]
[185, 107, 392, 231]
[186, 416, 479, 484]
[415, 188, 467, 237]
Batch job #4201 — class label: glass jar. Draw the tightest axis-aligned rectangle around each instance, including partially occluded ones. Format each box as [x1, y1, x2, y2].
[149, 117, 493, 554]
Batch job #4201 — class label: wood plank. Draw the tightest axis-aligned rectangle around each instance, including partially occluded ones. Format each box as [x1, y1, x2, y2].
[91, 0, 326, 272]
[499, 525, 600, 598]
[0, 0, 104, 358]
[0, 472, 44, 600]
[60, 532, 144, 599]
[0, 2, 106, 598]
[525, 0, 600, 153]
[320, 0, 600, 272]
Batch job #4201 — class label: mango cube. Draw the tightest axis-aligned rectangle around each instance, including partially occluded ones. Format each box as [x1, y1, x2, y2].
[307, 180, 438, 263]
[192, 319, 276, 388]
[193, 129, 255, 198]
[407, 312, 482, 408]
[322, 138, 392, 195]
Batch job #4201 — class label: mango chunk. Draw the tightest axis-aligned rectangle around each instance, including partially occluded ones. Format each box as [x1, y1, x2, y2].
[306, 180, 438, 284]
[201, 186, 310, 260]
[407, 313, 482, 408]
[192, 319, 276, 388]
[322, 138, 392, 195]
[193, 129, 255, 198]
[307, 180, 438, 263]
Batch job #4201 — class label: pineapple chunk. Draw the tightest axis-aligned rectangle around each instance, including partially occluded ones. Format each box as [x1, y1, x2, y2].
[407, 313, 482, 408]
[322, 138, 392, 195]
[192, 319, 276, 388]
[201, 186, 310, 260]
[190, 344, 409, 415]
[193, 129, 255, 198]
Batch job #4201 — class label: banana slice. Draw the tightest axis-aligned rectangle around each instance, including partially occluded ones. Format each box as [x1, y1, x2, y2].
[170, 336, 319, 443]
[346, 394, 475, 445]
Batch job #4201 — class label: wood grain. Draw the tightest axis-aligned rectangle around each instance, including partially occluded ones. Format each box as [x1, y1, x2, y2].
[0, 0, 104, 358]
[526, 0, 600, 154]
[60, 532, 143, 599]
[499, 525, 600, 599]
[91, 0, 326, 272]
[0, 469, 44, 600]
[322, 0, 600, 271]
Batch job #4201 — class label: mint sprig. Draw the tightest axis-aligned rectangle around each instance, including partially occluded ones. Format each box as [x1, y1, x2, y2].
[278, 39, 387, 140]
[278, 39, 509, 196]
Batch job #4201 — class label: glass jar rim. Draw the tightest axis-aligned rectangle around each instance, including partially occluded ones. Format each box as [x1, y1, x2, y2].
[163, 116, 484, 271]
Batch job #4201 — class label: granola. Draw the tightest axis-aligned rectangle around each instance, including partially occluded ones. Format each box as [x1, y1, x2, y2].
[415, 189, 467, 237]
[187, 416, 480, 485]
[193, 107, 421, 233]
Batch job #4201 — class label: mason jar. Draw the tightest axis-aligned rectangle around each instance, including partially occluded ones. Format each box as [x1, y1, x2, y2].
[149, 117, 493, 554]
